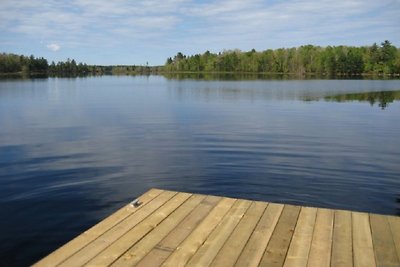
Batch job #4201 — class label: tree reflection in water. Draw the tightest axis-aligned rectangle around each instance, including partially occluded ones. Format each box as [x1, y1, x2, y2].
[325, 90, 400, 109]
[396, 196, 400, 216]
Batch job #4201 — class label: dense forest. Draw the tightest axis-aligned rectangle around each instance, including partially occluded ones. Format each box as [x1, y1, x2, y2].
[0, 53, 157, 76]
[1, 41, 399, 76]
[0, 54, 48, 74]
[48, 60, 157, 76]
[164, 41, 400, 76]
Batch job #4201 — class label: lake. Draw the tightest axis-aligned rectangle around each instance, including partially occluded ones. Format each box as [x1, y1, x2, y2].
[1, 75, 400, 266]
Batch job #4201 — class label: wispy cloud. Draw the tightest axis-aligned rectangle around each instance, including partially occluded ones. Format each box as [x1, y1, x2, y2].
[47, 43, 60, 51]
[0, 0, 399, 64]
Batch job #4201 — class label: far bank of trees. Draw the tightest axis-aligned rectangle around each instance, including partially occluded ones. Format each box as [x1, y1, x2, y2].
[0, 54, 159, 76]
[0, 53, 93, 75]
[48, 59, 92, 75]
[1, 41, 399, 77]
[164, 41, 400, 75]
[0, 53, 48, 73]
[48, 60, 161, 76]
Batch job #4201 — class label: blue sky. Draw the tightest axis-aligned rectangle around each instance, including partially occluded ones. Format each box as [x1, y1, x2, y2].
[0, 0, 399, 65]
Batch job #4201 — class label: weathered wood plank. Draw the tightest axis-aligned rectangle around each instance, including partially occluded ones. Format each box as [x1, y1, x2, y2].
[352, 212, 376, 267]
[370, 214, 399, 267]
[186, 199, 252, 266]
[235, 202, 284, 267]
[331, 210, 353, 267]
[388, 216, 400, 263]
[307, 208, 334, 267]
[84, 192, 192, 267]
[283, 207, 317, 267]
[58, 190, 177, 267]
[210, 201, 267, 267]
[35, 189, 399, 267]
[161, 197, 236, 267]
[259, 205, 301, 267]
[33, 188, 163, 267]
[134, 195, 222, 267]
[110, 194, 206, 267]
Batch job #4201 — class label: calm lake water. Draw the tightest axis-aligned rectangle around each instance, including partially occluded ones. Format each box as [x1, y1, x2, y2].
[1, 75, 400, 266]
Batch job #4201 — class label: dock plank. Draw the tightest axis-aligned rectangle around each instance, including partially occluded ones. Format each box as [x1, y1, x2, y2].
[352, 212, 376, 267]
[259, 205, 301, 267]
[110, 194, 206, 266]
[84, 192, 192, 267]
[370, 214, 399, 267]
[133, 195, 221, 267]
[307, 208, 334, 267]
[58, 190, 177, 267]
[331, 210, 353, 267]
[186, 199, 252, 266]
[235, 203, 284, 267]
[33, 188, 163, 267]
[35, 189, 399, 267]
[283, 207, 317, 267]
[210, 201, 267, 267]
[388, 216, 400, 262]
[161, 197, 236, 267]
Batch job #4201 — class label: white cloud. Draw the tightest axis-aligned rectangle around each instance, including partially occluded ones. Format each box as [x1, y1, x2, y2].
[0, 0, 399, 64]
[47, 43, 60, 51]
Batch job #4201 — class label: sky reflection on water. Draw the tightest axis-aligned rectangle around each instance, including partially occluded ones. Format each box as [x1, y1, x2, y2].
[0, 76, 399, 266]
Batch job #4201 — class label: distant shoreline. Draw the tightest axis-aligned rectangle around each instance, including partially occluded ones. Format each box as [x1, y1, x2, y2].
[1, 70, 399, 79]
[2, 40, 400, 77]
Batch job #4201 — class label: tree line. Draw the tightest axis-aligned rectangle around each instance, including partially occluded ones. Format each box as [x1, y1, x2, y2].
[0, 53, 97, 75]
[0, 53, 48, 73]
[0, 53, 158, 76]
[2, 41, 399, 76]
[164, 41, 400, 76]
[48, 60, 160, 76]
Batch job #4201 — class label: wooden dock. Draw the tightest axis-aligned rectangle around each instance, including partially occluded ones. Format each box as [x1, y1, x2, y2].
[35, 188, 400, 267]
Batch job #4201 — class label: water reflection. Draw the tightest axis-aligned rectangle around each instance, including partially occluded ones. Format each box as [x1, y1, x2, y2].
[0, 76, 400, 266]
[162, 73, 400, 81]
[397, 196, 400, 216]
[3, 72, 399, 81]
[163, 72, 304, 80]
[166, 78, 400, 108]
[324, 91, 400, 109]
